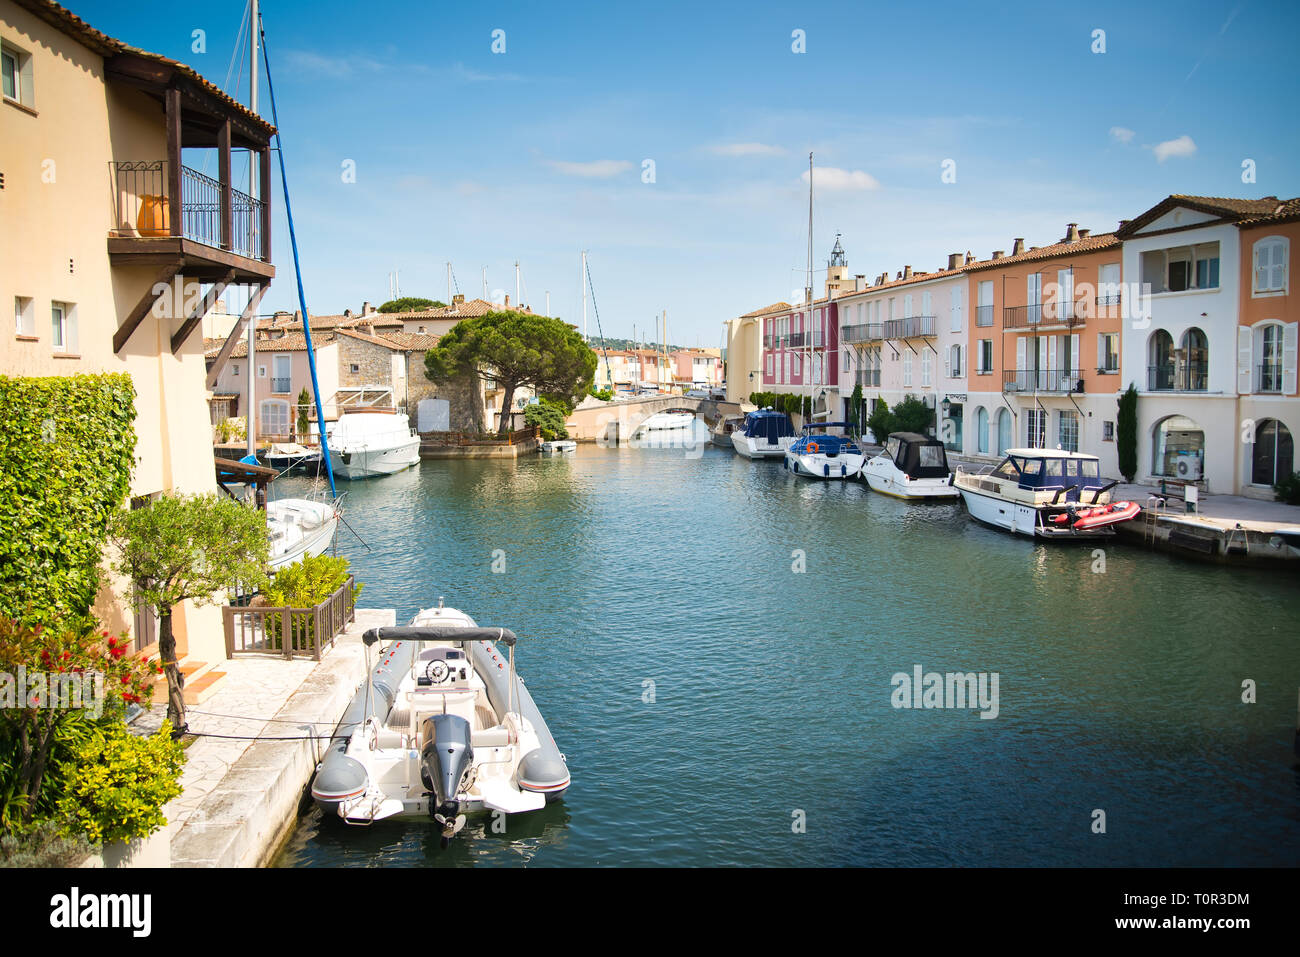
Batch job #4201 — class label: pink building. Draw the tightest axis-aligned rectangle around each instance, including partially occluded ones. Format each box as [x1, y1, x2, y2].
[670, 349, 723, 388]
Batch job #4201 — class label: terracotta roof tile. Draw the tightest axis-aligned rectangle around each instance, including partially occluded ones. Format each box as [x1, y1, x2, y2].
[205, 332, 336, 359]
[961, 233, 1120, 273]
[740, 302, 793, 318]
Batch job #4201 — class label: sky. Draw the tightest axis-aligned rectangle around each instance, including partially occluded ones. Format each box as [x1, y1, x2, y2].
[71, 0, 1300, 346]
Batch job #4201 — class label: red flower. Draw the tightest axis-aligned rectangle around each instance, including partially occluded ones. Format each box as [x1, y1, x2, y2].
[107, 637, 117, 649]
[120, 674, 130, 684]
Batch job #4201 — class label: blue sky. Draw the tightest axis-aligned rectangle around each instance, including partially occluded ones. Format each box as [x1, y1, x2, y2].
[74, 0, 1300, 345]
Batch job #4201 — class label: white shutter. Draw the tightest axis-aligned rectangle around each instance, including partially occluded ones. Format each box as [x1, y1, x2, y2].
[1284, 322, 1298, 395]
[960, 345, 966, 379]
[1070, 333, 1080, 378]
[1237, 326, 1254, 394]
[1015, 336, 1026, 388]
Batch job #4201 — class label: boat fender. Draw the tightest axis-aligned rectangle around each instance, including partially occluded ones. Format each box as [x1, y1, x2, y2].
[310, 754, 368, 807]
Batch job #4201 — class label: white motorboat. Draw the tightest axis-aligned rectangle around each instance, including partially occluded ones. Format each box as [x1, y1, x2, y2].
[266, 496, 340, 571]
[730, 408, 796, 458]
[862, 432, 959, 500]
[633, 408, 697, 433]
[783, 422, 866, 479]
[327, 411, 421, 479]
[710, 414, 745, 448]
[952, 448, 1138, 539]
[260, 442, 321, 473]
[310, 601, 570, 845]
[539, 439, 577, 454]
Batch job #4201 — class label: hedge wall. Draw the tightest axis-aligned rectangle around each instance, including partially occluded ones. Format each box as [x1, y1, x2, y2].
[0, 374, 136, 627]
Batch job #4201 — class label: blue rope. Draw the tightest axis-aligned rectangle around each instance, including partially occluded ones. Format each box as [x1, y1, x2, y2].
[257, 15, 337, 498]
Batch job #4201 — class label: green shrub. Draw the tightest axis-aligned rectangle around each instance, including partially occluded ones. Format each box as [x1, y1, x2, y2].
[1117, 384, 1138, 481]
[56, 722, 183, 845]
[892, 394, 936, 435]
[524, 398, 569, 441]
[588, 387, 613, 402]
[0, 819, 94, 867]
[865, 399, 894, 443]
[1274, 471, 1300, 505]
[262, 554, 361, 652]
[0, 374, 136, 629]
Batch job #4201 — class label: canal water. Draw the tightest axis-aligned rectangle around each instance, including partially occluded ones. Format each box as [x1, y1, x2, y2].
[272, 444, 1300, 867]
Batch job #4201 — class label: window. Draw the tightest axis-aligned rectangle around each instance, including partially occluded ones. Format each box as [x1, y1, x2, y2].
[1, 48, 15, 100]
[1153, 414, 1204, 478]
[921, 350, 931, 386]
[232, 363, 241, 376]
[1058, 410, 1079, 452]
[51, 302, 75, 353]
[921, 291, 932, 318]
[903, 351, 913, 386]
[977, 339, 993, 374]
[904, 294, 913, 319]
[976, 280, 994, 327]
[1253, 237, 1289, 294]
[349, 363, 360, 374]
[14, 296, 34, 337]
[1102, 420, 1115, 442]
[1142, 243, 1220, 293]
[1097, 263, 1121, 305]
[950, 285, 963, 332]
[1258, 323, 1283, 392]
[1098, 333, 1119, 373]
[260, 399, 290, 437]
[1026, 408, 1046, 448]
[950, 344, 962, 377]
[976, 406, 989, 453]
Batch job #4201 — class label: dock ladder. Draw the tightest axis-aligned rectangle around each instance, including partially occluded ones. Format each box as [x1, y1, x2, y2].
[1143, 496, 1166, 545]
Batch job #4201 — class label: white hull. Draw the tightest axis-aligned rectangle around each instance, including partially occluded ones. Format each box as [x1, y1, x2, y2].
[329, 437, 421, 478]
[266, 498, 339, 570]
[785, 450, 865, 479]
[956, 485, 1117, 539]
[862, 459, 959, 500]
[539, 440, 577, 454]
[731, 432, 793, 459]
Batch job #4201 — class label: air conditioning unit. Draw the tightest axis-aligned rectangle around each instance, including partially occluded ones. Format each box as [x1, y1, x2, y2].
[1174, 454, 1202, 481]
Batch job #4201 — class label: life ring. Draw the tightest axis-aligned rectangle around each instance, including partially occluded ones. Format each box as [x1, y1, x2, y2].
[807, 441, 819, 453]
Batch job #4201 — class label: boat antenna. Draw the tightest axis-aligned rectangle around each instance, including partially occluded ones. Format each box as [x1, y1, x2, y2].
[258, 12, 337, 498]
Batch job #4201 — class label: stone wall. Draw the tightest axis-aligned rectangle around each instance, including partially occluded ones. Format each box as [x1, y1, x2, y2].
[337, 336, 396, 390]
[404, 352, 485, 431]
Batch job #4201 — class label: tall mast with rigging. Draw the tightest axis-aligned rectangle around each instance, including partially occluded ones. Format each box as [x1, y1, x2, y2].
[806, 151, 814, 421]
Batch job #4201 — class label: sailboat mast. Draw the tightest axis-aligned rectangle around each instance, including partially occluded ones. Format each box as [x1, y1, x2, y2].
[806, 151, 814, 419]
[245, 0, 260, 458]
[581, 250, 588, 341]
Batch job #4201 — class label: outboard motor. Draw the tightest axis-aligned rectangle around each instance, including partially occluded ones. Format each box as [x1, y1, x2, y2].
[420, 714, 473, 845]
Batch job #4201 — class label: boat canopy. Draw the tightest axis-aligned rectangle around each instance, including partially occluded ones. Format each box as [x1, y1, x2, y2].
[363, 625, 517, 647]
[990, 452, 1107, 491]
[884, 432, 950, 479]
[802, 421, 852, 432]
[791, 433, 859, 454]
[742, 409, 795, 441]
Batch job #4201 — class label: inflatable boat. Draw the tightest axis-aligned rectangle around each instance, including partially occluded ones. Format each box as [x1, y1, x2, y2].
[310, 601, 569, 845]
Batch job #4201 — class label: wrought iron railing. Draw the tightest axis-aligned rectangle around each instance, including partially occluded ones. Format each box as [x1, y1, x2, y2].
[1147, 362, 1208, 392]
[271, 376, 292, 394]
[1003, 368, 1084, 393]
[975, 305, 995, 327]
[841, 323, 883, 343]
[1257, 362, 1283, 393]
[882, 315, 935, 339]
[1003, 302, 1085, 329]
[109, 160, 265, 260]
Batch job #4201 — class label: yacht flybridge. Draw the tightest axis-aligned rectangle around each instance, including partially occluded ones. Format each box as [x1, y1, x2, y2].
[862, 432, 959, 500]
[310, 602, 569, 845]
[952, 448, 1138, 539]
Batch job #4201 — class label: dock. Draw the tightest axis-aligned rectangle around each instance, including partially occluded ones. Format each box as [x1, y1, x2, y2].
[1111, 483, 1300, 565]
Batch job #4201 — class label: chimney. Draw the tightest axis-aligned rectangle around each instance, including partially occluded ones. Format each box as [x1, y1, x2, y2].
[1011, 238, 1025, 256]
[992, 250, 1005, 260]
[504, 294, 511, 307]
[854, 274, 866, 292]
[293, 309, 302, 321]
[965, 251, 974, 265]
[1065, 223, 1079, 243]
[947, 253, 962, 270]
[362, 300, 373, 315]
[903, 265, 913, 279]
[452, 293, 465, 306]
[1078, 228, 1091, 239]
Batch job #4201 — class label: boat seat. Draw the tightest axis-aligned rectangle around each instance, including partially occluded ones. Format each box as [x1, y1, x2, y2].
[386, 707, 411, 731]
[373, 728, 404, 749]
[471, 727, 510, 748]
[475, 703, 498, 729]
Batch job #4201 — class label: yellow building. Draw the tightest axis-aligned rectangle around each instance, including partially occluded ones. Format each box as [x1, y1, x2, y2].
[1, 0, 276, 689]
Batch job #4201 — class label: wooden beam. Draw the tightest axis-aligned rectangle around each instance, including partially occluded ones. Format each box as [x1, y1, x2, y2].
[205, 284, 267, 389]
[113, 262, 183, 353]
[165, 87, 182, 239]
[218, 117, 232, 250]
[171, 268, 235, 354]
[259, 147, 272, 263]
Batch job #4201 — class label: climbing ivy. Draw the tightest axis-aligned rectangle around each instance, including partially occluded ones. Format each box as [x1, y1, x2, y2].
[0, 374, 137, 628]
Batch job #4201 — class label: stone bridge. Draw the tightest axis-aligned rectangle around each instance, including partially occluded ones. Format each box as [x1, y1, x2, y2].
[565, 394, 743, 443]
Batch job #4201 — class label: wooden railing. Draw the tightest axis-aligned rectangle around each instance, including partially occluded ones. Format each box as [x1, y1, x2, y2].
[223, 575, 355, 660]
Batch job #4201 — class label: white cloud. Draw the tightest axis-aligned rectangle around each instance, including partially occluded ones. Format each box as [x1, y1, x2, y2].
[1152, 135, 1197, 162]
[449, 62, 525, 83]
[547, 159, 634, 178]
[707, 142, 785, 156]
[1109, 126, 1135, 144]
[800, 166, 880, 191]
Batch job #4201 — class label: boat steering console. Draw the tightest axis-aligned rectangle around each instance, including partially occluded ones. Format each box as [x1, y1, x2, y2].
[418, 647, 469, 688]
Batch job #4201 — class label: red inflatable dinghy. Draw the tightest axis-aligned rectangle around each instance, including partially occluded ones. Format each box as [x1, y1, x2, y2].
[1071, 500, 1140, 530]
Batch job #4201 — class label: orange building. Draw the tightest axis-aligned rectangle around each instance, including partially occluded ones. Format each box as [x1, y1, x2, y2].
[963, 225, 1125, 474]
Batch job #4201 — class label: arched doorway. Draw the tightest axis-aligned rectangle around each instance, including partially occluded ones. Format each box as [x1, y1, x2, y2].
[976, 406, 989, 454]
[1180, 327, 1208, 391]
[995, 407, 1012, 455]
[1148, 330, 1174, 390]
[1251, 419, 1294, 486]
[1153, 414, 1205, 480]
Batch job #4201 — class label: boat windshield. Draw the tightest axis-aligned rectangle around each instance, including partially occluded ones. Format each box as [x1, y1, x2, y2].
[885, 437, 902, 460]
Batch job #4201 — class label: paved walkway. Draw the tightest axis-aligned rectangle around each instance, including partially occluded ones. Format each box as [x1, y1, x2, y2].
[136, 608, 393, 835]
[1114, 483, 1300, 532]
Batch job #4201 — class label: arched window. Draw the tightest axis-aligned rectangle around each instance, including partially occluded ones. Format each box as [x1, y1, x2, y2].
[1153, 414, 1204, 479]
[976, 406, 989, 454]
[1180, 327, 1208, 390]
[1254, 322, 1285, 392]
[1148, 330, 1174, 390]
[950, 344, 962, 377]
[1251, 419, 1294, 486]
[1253, 236, 1289, 294]
[995, 407, 1012, 455]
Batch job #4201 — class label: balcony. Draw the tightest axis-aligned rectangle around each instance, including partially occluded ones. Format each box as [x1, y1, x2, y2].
[1258, 363, 1284, 394]
[882, 315, 935, 339]
[841, 323, 883, 344]
[975, 305, 995, 327]
[1003, 368, 1085, 394]
[1147, 362, 1208, 392]
[271, 377, 292, 394]
[1002, 302, 1085, 330]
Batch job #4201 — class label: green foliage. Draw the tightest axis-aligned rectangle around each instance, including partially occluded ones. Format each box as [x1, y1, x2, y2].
[524, 398, 570, 441]
[378, 297, 444, 313]
[263, 553, 360, 608]
[1273, 471, 1300, 505]
[849, 384, 863, 431]
[0, 374, 136, 629]
[748, 392, 810, 419]
[865, 399, 894, 444]
[296, 388, 311, 439]
[56, 722, 183, 845]
[891, 394, 936, 435]
[0, 819, 94, 867]
[1117, 384, 1138, 481]
[588, 387, 614, 401]
[425, 311, 597, 435]
[215, 416, 246, 444]
[0, 617, 159, 829]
